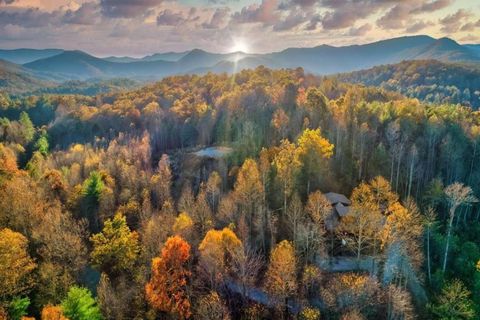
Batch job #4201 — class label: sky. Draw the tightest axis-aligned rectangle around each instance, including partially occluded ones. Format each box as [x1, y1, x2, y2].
[0, 0, 479, 57]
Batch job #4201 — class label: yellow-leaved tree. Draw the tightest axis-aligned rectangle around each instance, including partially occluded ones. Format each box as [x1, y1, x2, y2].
[198, 227, 242, 288]
[273, 139, 301, 216]
[264, 240, 297, 316]
[296, 128, 334, 194]
[233, 159, 264, 245]
[0, 228, 36, 300]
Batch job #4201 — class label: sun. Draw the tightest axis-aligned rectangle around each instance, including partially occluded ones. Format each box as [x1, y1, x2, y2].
[230, 39, 249, 53]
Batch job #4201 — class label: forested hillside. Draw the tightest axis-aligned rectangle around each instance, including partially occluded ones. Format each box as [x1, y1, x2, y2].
[0, 60, 55, 94]
[336, 60, 480, 109]
[1, 67, 480, 319]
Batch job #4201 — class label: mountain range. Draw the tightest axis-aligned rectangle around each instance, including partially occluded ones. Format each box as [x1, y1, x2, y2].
[1, 35, 479, 91]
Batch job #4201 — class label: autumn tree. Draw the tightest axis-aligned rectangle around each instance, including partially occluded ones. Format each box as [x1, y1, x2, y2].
[299, 307, 320, 320]
[0, 228, 36, 300]
[442, 183, 477, 273]
[32, 205, 87, 307]
[0, 143, 18, 177]
[300, 191, 330, 260]
[273, 139, 301, 215]
[271, 108, 289, 140]
[206, 171, 222, 213]
[192, 185, 213, 235]
[301, 265, 322, 298]
[90, 213, 140, 275]
[336, 204, 379, 261]
[296, 128, 334, 194]
[195, 291, 230, 320]
[386, 285, 414, 320]
[140, 211, 174, 264]
[305, 191, 331, 226]
[41, 305, 68, 320]
[233, 158, 264, 245]
[146, 236, 192, 319]
[264, 240, 297, 315]
[151, 154, 172, 208]
[97, 273, 137, 320]
[198, 228, 242, 289]
[173, 212, 194, 239]
[380, 199, 423, 269]
[321, 273, 381, 315]
[340, 310, 365, 320]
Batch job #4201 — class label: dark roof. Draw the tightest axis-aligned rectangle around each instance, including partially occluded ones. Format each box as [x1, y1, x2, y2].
[335, 202, 350, 217]
[325, 192, 351, 205]
[325, 210, 339, 232]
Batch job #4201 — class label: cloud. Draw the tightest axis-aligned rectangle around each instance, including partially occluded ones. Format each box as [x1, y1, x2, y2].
[63, 2, 101, 25]
[377, 0, 453, 31]
[202, 7, 230, 29]
[304, 14, 321, 30]
[320, 0, 391, 30]
[0, 0, 16, 4]
[348, 23, 372, 36]
[0, 7, 61, 28]
[280, 0, 317, 8]
[405, 20, 434, 33]
[100, 0, 164, 18]
[273, 8, 311, 31]
[410, 0, 452, 14]
[460, 19, 480, 32]
[156, 9, 187, 26]
[231, 0, 279, 25]
[439, 9, 472, 33]
[208, 0, 239, 4]
[377, 3, 411, 30]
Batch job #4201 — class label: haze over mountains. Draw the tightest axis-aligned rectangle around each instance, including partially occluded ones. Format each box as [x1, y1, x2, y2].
[0, 35, 479, 92]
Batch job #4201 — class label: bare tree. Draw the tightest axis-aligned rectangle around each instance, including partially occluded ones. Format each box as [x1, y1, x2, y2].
[230, 247, 263, 300]
[423, 207, 437, 283]
[386, 285, 414, 320]
[442, 183, 477, 273]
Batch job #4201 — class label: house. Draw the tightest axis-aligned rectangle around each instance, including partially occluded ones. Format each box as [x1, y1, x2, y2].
[324, 192, 351, 231]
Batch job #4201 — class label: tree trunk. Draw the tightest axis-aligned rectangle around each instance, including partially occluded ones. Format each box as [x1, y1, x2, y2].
[407, 152, 415, 198]
[395, 145, 403, 192]
[442, 206, 456, 273]
[427, 226, 431, 283]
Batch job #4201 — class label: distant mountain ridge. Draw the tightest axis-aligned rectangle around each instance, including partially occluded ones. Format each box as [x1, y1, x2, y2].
[0, 49, 64, 64]
[1, 35, 479, 82]
[104, 51, 189, 63]
[335, 59, 480, 109]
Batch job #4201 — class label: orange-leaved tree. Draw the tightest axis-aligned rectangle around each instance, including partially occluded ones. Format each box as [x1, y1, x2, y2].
[146, 235, 192, 319]
[41, 305, 68, 320]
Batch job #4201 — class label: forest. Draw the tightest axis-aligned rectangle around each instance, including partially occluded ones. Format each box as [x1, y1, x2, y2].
[336, 60, 480, 109]
[1, 66, 480, 319]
